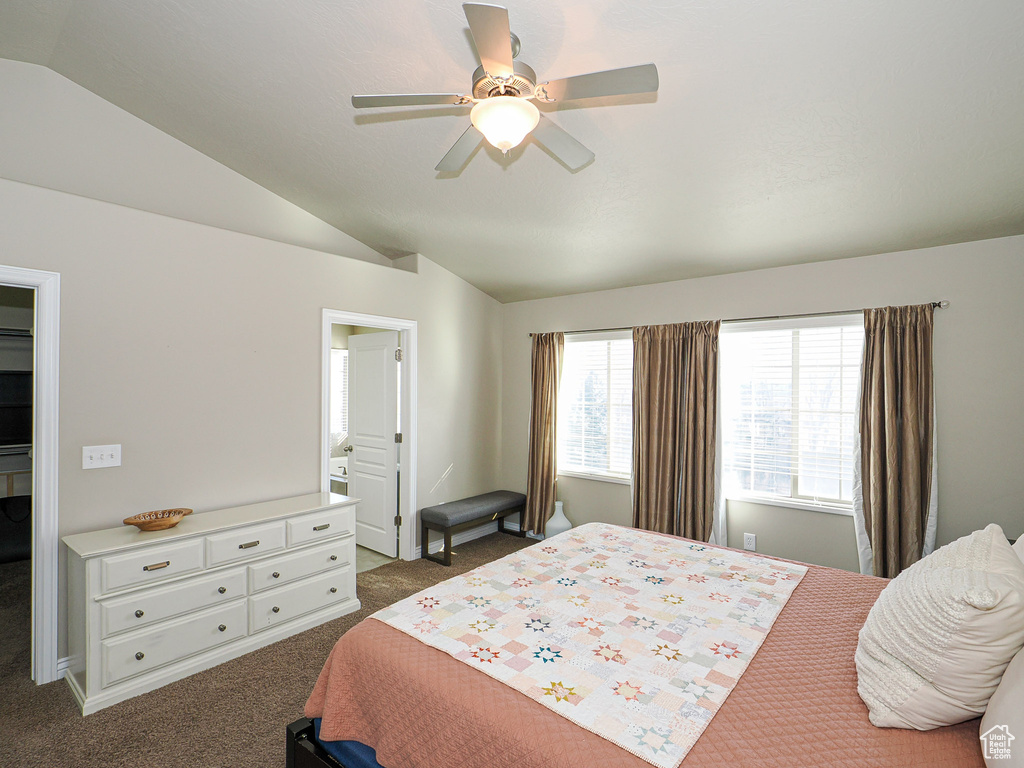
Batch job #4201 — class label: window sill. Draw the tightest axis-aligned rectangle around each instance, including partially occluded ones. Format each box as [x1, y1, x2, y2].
[558, 470, 631, 486]
[725, 494, 854, 517]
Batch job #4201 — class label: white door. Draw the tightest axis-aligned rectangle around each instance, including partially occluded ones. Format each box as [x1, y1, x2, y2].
[347, 331, 399, 557]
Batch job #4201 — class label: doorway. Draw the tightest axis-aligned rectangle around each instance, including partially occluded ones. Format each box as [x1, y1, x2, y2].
[0, 286, 34, 688]
[0, 265, 59, 686]
[321, 310, 418, 563]
[328, 323, 399, 566]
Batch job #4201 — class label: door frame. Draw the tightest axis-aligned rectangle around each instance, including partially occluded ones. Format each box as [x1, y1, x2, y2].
[321, 309, 417, 561]
[0, 265, 60, 685]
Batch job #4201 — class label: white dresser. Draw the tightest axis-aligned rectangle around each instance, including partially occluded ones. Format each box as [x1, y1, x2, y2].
[63, 493, 360, 715]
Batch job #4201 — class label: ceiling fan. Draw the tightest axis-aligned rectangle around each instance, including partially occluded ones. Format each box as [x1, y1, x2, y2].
[352, 3, 659, 172]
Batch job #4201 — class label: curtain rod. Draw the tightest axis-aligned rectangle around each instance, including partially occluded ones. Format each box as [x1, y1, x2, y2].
[529, 301, 949, 337]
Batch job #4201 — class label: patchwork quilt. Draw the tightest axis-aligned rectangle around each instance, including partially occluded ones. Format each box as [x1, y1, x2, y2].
[375, 523, 807, 768]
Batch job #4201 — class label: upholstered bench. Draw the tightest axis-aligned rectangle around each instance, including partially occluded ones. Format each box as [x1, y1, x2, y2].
[420, 490, 527, 566]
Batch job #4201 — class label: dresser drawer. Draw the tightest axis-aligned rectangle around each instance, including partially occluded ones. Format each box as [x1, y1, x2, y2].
[100, 568, 246, 638]
[100, 601, 247, 687]
[248, 567, 354, 634]
[100, 539, 205, 594]
[286, 505, 353, 547]
[248, 538, 353, 594]
[205, 521, 285, 567]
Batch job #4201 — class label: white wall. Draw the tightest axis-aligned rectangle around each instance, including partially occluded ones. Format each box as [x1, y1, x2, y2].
[331, 324, 353, 350]
[501, 241, 1024, 569]
[0, 62, 503, 656]
[0, 59, 389, 267]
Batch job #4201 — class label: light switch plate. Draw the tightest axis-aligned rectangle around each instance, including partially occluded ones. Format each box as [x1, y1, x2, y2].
[83, 444, 121, 469]
[743, 532, 757, 551]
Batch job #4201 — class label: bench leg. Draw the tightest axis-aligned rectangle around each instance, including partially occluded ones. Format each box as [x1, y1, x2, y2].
[497, 508, 527, 538]
[421, 521, 451, 566]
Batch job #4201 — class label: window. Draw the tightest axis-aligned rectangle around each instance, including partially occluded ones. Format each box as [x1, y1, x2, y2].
[557, 333, 633, 481]
[720, 315, 864, 510]
[329, 348, 349, 449]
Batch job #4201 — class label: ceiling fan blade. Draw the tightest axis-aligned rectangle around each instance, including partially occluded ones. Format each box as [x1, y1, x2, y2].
[531, 115, 594, 171]
[352, 94, 467, 109]
[435, 126, 483, 172]
[463, 3, 514, 78]
[537, 63, 659, 102]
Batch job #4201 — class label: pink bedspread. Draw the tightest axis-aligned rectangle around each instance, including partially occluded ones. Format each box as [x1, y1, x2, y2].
[306, 545, 985, 768]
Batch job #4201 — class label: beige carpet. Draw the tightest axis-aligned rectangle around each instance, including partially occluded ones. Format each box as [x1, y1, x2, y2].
[0, 533, 533, 768]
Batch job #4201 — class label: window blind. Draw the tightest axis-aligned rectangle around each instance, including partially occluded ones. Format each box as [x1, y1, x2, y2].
[720, 315, 864, 506]
[330, 348, 349, 437]
[557, 333, 633, 479]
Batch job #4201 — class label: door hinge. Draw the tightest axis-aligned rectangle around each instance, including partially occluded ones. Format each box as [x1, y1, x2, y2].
[395, 348, 403, 362]
[394, 433, 403, 444]
[394, 515, 401, 527]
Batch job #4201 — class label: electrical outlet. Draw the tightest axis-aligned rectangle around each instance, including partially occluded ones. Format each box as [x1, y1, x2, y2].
[743, 532, 757, 551]
[83, 444, 121, 469]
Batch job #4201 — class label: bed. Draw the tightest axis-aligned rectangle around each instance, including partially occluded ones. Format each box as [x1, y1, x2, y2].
[292, 524, 985, 768]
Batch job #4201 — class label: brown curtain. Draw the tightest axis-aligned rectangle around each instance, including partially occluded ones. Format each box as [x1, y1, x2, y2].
[632, 321, 720, 539]
[523, 332, 564, 536]
[860, 304, 935, 578]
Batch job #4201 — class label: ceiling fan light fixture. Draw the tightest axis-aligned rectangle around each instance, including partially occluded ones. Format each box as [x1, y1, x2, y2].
[470, 96, 540, 153]
[353, 4, 658, 172]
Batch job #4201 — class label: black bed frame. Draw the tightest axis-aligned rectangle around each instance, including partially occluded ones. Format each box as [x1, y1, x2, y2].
[287, 718, 346, 768]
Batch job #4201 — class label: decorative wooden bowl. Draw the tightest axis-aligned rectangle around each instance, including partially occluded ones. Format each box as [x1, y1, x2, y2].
[123, 508, 193, 532]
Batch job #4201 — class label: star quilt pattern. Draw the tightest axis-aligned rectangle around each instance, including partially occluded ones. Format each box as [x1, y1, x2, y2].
[374, 523, 807, 768]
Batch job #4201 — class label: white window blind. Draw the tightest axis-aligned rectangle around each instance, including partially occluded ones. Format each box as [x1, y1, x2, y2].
[330, 348, 349, 439]
[557, 333, 633, 480]
[720, 315, 864, 508]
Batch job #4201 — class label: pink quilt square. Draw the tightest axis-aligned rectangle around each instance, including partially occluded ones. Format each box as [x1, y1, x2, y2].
[504, 655, 532, 672]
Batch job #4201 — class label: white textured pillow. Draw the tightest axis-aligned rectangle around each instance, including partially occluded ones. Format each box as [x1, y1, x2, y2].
[1013, 535, 1024, 563]
[856, 524, 1024, 730]
[981, 647, 1024, 767]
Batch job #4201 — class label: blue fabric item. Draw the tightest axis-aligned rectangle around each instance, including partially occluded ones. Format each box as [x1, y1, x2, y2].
[312, 718, 385, 768]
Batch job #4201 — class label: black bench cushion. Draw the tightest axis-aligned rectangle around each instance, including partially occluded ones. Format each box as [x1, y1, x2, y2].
[420, 491, 526, 528]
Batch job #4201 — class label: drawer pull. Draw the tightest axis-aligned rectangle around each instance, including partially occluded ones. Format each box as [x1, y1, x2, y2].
[329, 554, 338, 562]
[272, 606, 280, 613]
[135, 652, 144, 661]
[135, 609, 144, 618]
[330, 587, 338, 594]
[218, 624, 227, 632]
[313, 523, 331, 532]
[272, 571, 281, 579]
[142, 561, 170, 572]
[218, 586, 227, 594]
[238, 540, 260, 550]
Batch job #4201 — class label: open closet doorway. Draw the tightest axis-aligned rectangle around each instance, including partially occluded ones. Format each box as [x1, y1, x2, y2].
[0, 265, 59, 687]
[321, 310, 417, 566]
[0, 287, 35, 688]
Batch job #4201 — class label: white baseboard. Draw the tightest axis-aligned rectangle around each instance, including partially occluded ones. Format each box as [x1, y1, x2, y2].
[56, 655, 71, 680]
[424, 519, 525, 555]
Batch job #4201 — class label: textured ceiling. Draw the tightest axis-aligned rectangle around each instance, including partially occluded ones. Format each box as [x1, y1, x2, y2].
[3, 0, 1024, 302]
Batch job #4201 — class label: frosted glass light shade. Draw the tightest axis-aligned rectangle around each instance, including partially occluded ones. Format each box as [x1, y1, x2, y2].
[470, 96, 540, 153]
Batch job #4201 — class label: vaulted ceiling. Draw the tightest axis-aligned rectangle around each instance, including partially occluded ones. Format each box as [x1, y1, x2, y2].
[3, 1, 1023, 301]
